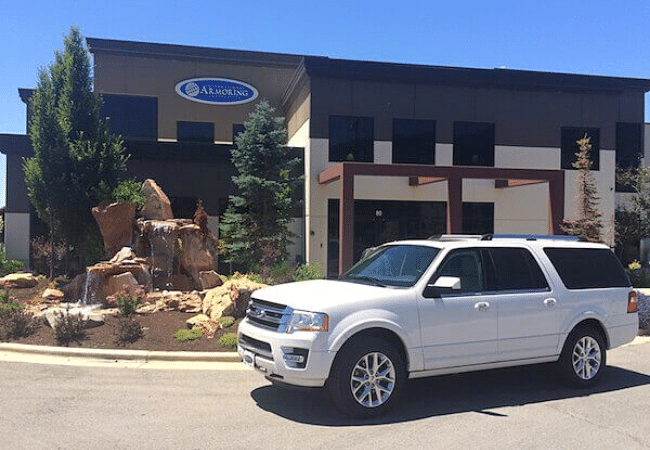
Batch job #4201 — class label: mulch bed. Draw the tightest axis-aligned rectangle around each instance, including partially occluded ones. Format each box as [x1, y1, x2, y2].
[2, 280, 239, 352]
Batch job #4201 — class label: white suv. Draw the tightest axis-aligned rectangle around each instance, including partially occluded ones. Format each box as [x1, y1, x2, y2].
[237, 235, 639, 417]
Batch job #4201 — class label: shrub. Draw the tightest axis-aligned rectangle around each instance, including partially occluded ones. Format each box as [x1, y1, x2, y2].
[112, 179, 145, 210]
[116, 294, 140, 317]
[218, 316, 235, 328]
[626, 261, 650, 288]
[218, 332, 238, 349]
[173, 328, 203, 342]
[0, 310, 40, 340]
[114, 317, 145, 345]
[53, 311, 86, 345]
[292, 263, 324, 282]
[29, 236, 66, 277]
[0, 291, 23, 318]
[0, 244, 24, 276]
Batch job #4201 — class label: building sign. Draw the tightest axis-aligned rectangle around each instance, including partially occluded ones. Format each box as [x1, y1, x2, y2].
[175, 78, 258, 105]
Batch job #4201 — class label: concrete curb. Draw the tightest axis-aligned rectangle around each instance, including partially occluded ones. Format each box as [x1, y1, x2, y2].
[0, 342, 241, 363]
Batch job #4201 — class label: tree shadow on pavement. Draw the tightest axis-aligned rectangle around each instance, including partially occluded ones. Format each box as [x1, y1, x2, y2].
[250, 363, 650, 426]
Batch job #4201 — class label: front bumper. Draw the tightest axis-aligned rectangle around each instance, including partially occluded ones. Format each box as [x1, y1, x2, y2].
[237, 318, 336, 388]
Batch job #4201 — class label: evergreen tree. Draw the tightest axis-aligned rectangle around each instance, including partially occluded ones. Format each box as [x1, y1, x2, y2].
[561, 133, 603, 242]
[219, 101, 302, 275]
[23, 27, 127, 272]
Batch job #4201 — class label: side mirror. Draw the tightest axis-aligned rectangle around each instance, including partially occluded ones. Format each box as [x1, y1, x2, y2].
[423, 276, 462, 298]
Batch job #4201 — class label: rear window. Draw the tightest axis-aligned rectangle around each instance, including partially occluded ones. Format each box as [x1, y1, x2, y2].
[487, 247, 549, 291]
[543, 247, 630, 289]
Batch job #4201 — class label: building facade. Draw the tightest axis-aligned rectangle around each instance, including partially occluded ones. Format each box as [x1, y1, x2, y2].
[1, 38, 649, 276]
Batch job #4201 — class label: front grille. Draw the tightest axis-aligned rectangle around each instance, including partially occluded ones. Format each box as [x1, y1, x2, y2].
[246, 298, 291, 331]
[238, 333, 273, 360]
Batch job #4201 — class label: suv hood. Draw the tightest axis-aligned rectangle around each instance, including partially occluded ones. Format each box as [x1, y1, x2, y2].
[251, 279, 399, 312]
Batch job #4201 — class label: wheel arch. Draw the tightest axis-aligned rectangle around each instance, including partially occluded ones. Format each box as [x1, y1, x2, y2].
[563, 318, 610, 350]
[329, 327, 410, 375]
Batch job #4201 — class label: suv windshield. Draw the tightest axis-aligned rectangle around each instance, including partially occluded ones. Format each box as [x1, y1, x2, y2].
[342, 245, 440, 287]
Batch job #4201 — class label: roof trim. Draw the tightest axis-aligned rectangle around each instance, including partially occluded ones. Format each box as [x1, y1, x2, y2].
[303, 56, 650, 93]
[86, 38, 303, 69]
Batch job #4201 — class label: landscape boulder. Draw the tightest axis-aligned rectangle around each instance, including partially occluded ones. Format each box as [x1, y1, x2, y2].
[186, 313, 220, 338]
[179, 224, 214, 289]
[198, 270, 223, 290]
[92, 202, 136, 258]
[141, 179, 173, 221]
[42, 288, 65, 302]
[202, 278, 266, 321]
[42, 306, 105, 329]
[0, 273, 38, 289]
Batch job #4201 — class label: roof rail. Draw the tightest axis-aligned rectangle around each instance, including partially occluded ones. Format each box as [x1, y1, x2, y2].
[480, 234, 584, 242]
[428, 234, 484, 241]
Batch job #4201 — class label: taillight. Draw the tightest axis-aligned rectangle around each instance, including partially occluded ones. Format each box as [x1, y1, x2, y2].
[628, 290, 638, 313]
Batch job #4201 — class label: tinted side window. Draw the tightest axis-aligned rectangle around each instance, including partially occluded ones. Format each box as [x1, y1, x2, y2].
[487, 248, 549, 291]
[433, 249, 485, 293]
[544, 247, 629, 289]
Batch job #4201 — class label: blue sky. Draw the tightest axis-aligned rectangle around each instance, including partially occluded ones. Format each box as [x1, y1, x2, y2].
[1, 0, 649, 207]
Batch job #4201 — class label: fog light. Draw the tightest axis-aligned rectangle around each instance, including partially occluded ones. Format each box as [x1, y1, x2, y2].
[281, 347, 309, 369]
[283, 354, 305, 364]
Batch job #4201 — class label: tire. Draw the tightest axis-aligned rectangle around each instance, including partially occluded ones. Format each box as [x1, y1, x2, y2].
[558, 325, 607, 388]
[326, 336, 406, 418]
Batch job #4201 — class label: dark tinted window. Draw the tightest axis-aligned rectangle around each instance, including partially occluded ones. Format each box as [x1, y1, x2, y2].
[101, 94, 157, 140]
[616, 122, 643, 170]
[561, 127, 600, 170]
[544, 247, 629, 289]
[462, 202, 494, 235]
[329, 116, 374, 162]
[392, 119, 435, 164]
[487, 247, 549, 291]
[233, 123, 246, 142]
[177, 121, 214, 143]
[453, 122, 495, 167]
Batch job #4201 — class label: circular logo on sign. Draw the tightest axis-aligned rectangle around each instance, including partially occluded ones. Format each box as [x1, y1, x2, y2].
[184, 82, 200, 97]
[175, 78, 259, 105]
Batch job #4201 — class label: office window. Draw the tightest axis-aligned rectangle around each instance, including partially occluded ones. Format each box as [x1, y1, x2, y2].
[101, 94, 157, 140]
[329, 116, 374, 162]
[561, 127, 600, 170]
[453, 122, 495, 167]
[392, 119, 435, 164]
[233, 123, 246, 143]
[616, 122, 643, 170]
[177, 121, 214, 143]
[462, 202, 494, 235]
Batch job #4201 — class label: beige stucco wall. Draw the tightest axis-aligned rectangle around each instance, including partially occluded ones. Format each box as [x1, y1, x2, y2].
[305, 138, 618, 270]
[93, 53, 298, 143]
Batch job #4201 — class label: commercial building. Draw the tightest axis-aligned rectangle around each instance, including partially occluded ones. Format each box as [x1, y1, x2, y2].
[2, 38, 650, 276]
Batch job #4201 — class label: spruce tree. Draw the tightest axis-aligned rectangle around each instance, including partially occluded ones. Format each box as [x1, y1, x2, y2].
[561, 133, 603, 242]
[219, 100, 301, 275]
[23, 27, 127, 272]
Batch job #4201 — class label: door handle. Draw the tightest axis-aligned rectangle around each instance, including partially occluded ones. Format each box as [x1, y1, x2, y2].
[474, 301, 490, 311]
[544, 298, 557, 308]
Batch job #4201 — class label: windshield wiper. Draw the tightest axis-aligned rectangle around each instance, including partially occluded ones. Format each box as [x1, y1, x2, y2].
[341, 275, 386, 287]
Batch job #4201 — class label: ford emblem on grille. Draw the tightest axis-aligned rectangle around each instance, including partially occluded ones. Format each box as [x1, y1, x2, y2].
[248, 307, 266, 319]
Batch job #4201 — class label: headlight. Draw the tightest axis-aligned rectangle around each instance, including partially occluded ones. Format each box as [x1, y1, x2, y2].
[285, 310, 329, 333]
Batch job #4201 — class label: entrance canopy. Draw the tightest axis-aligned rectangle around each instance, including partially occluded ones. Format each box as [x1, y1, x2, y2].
[318, 162, 565, 274]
